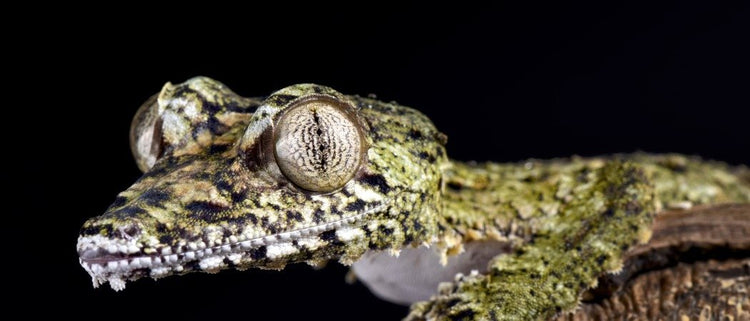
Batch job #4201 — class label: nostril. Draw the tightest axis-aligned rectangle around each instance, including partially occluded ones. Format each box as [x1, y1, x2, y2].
[118, 224, 140, 239]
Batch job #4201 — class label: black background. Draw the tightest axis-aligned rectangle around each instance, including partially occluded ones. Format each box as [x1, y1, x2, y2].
[15, 2, 749, 320]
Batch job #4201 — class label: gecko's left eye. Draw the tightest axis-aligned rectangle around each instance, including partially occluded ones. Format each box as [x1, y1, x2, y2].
[273, 96, 366, 192]
[130, 94, 163, 172]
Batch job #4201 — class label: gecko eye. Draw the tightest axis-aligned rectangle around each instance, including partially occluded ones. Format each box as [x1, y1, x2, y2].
[274, 96, 365, 192]
[130, 94, 164, 172]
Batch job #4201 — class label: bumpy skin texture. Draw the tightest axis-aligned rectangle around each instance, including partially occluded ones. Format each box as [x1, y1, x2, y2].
[77, 77, 750, 319]
[78, 77, 446, 290]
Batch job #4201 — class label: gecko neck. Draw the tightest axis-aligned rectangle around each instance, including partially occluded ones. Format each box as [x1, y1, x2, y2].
[435, 154, 750, 252]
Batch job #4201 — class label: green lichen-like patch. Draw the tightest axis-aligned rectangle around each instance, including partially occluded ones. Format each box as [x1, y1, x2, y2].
[409, 162, 656, 321]
[433, 154, 750, 257]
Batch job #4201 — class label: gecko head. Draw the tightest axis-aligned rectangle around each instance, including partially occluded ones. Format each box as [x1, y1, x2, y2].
[77, 77, 447, 290]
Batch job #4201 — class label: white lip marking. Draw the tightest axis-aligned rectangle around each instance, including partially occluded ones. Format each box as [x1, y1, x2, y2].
[78, 201, 388, 290]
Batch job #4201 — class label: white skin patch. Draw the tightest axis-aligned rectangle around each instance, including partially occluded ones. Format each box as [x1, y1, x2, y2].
[160, 110, 189, 144]
[108, 277, 126, 291]
[297, 236, 324, 250]
[199, 256, 224, 270]
[179, 97, 200, 119]
[266, 242, 299, 259]
[352, 184, 385, 202]
[335, 226, 364, 242]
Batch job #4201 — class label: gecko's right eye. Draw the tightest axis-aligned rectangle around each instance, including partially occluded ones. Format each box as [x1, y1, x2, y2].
[273, 95, 366, 193]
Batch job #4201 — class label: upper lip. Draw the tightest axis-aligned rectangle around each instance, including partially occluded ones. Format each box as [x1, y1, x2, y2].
[79, 200, 390, 267]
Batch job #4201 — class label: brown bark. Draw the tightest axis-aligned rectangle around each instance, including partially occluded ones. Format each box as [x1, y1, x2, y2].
[553, 204, 750, 321]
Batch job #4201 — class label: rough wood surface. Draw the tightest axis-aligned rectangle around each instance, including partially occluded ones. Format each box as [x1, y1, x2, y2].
[553, 204, 750, 321]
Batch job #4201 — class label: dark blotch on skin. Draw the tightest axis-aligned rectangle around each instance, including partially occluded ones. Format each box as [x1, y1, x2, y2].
[266, 222, 280, 234]
[449, 309, 476, 321]
[417, 151, 436, 163]
[223, 216, 247, 226]
[320, 230, 337, 242]
[178, 227, 201, 242]
[379, 226, 394, 236]
[360, 173, 391, 193]
[260, 217, 270, 229]
[447, 182, 463, 191]
[224, 101, 256, 113]
[156, 223, 168, 233]
[207, 116, 227, 134]
[159, 234, 174, 245]
[81, 224, 113, 237]
[109, 196, 128, 209]
[139, 190, 170, 207]
[435, 146, 445, 158]
[345, 199, 366, 212]
[286, 211, 304, 222]
[202, 100, 222, 114]
[407, 129, 423, 140]
[231, 191, 246, 203]
[250, 246, 267, 260]
[186, 201, 229, 214]
[444, 298, 461, 308]
[313, 209, 325, 223]
[209, 144, 230, 154]
[184, 260, 201, 271]
[412, 218, 422, 231]
[79, 225, 100, 236]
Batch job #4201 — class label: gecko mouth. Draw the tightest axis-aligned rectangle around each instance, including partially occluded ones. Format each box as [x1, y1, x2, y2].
[78, 203, 387, 291]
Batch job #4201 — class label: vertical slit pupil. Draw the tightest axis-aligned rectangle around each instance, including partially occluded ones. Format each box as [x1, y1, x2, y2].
[311, 108, 328, 171]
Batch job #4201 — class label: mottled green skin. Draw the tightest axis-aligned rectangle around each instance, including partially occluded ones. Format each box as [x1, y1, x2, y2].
[411, 155, 750, 320]
[78, 77, 446, 287]
[77, 77, 750, 320]
[434, 154, 750, 255]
